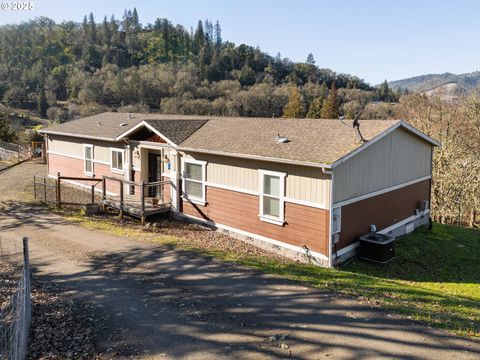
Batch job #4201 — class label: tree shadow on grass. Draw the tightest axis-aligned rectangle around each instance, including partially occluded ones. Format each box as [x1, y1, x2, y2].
[29, 242, 480, 360]
[343, 224, 480, 285]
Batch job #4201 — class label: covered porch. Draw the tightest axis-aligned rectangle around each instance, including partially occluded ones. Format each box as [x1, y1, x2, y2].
[101, 175, 172, 224]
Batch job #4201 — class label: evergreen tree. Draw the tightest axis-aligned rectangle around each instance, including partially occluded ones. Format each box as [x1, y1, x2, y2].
[37, 88, 48, 118]
[320, 82, 339, 119]
[283, 85, 305, 118]
[306, 53, 315, 65]
[88, 12, 97, 43]
[378, 79, 390, 101]
[131, 8, 141, 32]
[214, 20, 222, 52]
[192, 20, 205, 55]
[319, 81, 328, 99]
[306, 96, 323, 118]
[0, 110, 17, 142]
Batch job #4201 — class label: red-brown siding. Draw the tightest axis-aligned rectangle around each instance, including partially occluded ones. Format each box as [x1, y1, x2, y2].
[338, 179, 431, 249]
[48, 154, 123, 180]
[162, 176, 172, 203]
[181, 186, 329, 255]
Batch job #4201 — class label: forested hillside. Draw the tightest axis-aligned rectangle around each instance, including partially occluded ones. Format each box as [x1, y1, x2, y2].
[0, 9, 400, 121]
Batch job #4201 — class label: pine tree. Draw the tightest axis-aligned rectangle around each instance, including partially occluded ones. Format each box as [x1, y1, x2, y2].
[306, 97, 323, 118]
[283, 86, 305, 118]
[88, 12, 97, 43]
[131, 8, 141, 32]
[37, 88, 48, 118]
[378, 79, 390, 101]
[319, 81, 328, 100]
[192, 20, 205, 55]
[306, 53, 315, 65]
[320, 82, 339, 119]
[214, 20, 222, 52]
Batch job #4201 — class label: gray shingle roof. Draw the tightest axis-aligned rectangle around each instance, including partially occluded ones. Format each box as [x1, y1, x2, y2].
[145, 119, 208, 144]
[40, 112, 418, 165]
[180, 118, 401, 164]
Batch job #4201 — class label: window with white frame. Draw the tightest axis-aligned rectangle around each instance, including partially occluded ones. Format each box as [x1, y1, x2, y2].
[332, 207, 341, 234]
[84, 144, 93, 176]
[111, 149, 124, 173]
[182, 159, 206, 204]
[259, 170, 286, 225]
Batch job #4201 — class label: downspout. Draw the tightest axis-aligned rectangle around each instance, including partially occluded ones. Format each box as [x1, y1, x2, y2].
[322, 167, 334, 268]
[121, 138, 132, 182]
[175, 150, 182, 213]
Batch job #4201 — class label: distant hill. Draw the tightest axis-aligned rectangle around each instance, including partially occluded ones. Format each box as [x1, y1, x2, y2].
[388, 72, 480, 95]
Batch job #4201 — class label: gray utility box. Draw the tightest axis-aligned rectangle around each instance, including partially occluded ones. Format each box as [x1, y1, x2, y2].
[358, 233, 395, 264]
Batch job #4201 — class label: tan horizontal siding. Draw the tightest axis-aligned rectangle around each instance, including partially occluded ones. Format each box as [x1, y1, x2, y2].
[181, 152, 331, 208]
[182, 186, 329, 255]
[48, 134, 124, 164]
[333, 128, 432, 203]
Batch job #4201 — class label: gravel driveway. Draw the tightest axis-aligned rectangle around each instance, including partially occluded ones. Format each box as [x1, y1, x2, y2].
[1, 161, 479, 359]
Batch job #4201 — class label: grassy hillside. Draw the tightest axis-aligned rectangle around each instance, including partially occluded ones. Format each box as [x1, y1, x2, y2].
[389, 71, 480, 94]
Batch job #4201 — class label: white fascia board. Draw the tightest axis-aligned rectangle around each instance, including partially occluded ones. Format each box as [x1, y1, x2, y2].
[115, 120, 178, 148]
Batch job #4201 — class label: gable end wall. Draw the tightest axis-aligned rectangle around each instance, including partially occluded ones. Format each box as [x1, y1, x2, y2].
[333, 128, 433, 204]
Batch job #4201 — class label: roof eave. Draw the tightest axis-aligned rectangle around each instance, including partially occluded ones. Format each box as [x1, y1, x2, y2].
[177, 146, 332, 170]
[38, 130, 117, 142]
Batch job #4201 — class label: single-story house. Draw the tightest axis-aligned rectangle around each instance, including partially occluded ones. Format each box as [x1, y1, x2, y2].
[39, 113, 439, 267]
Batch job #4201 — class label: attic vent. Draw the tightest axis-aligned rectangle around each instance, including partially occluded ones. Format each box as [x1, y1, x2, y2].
[276, 133, 289, 144]
[127, 113, 134, 119]
[119, 122, 128, 127]
[97, 121, 102, 127]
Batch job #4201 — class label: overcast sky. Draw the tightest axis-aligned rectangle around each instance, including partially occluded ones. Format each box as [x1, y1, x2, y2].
[1, 0, 479, 85]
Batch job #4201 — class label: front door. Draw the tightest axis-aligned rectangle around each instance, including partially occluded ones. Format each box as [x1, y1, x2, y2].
[148, 153, 162, 197]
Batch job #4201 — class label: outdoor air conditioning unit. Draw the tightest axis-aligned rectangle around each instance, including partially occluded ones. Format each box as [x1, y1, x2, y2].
[358, 233, 395, 264]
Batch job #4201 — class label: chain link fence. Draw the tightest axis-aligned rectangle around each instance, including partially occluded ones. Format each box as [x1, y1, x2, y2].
[0, 237, 31, 360]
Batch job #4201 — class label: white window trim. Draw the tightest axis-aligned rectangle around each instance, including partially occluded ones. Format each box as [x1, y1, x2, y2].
[181, 158, 207, 206]
[332, 206, 341, 234]
[258, 169, 286, 226]
[83, 144, 94, 177]
[110, 148, 125, 175]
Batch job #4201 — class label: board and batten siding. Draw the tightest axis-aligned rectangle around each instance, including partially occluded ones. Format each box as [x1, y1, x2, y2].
[48, 135, 125, 164]
[181, 152, 331, 207]
[333, 128, 433, 204]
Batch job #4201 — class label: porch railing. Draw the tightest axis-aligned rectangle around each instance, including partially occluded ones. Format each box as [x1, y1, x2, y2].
[102, 176, 171, 224]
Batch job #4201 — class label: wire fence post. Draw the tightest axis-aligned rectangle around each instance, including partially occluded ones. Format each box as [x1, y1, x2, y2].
[56, 172, 61, 209]
[43, 176, 47, 204]
[33, 176, 37, 201]
[22, 237, 31, 333]
[0, 236, 32, 360]
[119, 180, 124, 219]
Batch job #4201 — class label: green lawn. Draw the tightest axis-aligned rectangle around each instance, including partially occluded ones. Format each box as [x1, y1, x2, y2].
[62, 211, 480, 338]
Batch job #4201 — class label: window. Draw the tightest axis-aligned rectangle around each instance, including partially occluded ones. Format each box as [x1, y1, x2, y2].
[259, 170, 286, 226]
[182, 159, 206, 205]
[84, 144, 93, 176]
[111, 149, 124, 173]
[332, 207, 341, 234]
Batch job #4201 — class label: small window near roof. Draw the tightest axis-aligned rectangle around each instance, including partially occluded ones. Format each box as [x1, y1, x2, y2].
[259, 170, 286, 226]
[111, 149, 124, 173]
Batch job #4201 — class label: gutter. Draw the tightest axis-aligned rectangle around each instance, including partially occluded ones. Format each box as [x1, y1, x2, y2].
[176, 146, 332, 170]
[38, 130, 118, 143]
